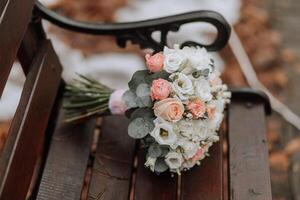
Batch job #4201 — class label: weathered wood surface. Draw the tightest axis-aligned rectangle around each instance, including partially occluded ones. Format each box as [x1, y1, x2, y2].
[0, 41, 62, 200]
[180, 127, 224, 200]
[0, 0, 35, 96]
[88, 116, 136, 200]
[134, 149, 178, 200]
[228, 101, 272, 200]
[36, 116, 96, 200]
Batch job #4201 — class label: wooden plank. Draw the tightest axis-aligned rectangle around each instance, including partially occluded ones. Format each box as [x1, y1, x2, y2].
[17, 21, 46, 75]
[222, 118, 229, 200]
[88, 116, 136, 200]
[180, 127, 224, 200]
[36, 116, 96, 200]
[0, 0, 35, 96]
[228, 101, 272, 200]
[0, 40, 62, 199]
[134, 149, 178, 200]
[0, 0, 9, 14]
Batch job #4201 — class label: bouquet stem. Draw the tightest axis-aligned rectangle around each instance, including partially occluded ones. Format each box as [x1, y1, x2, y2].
[64, 74, 113, 122]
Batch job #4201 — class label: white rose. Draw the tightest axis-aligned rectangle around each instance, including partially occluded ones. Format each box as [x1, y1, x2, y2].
[165, 151, 183, 170]
[163, 46, 186, 73]
[181, 46, 213, 71]
[194, 79, 212, 102]
[145, 157, 156, 172]
[170, 73, 194, 100]
[150, 118, 177, 147]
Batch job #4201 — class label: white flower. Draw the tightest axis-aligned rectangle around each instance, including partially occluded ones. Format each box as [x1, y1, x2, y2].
[194, 78, 212, 102]
[181, 46, 213, 71]
[165, 151, 183, 170]
[193, 120, 217, 142]
[177, 120, 194, 138]
[182, 159, 197, 169]
[207, 113, 224, 130]
[170, 73, 194, 100]
[181, 140, 198, 159]
[208, 70, 222, 86]
[150, 118, 177, 147]
[145, 157, 156, 172]
[163, 46, 186, 73]
[210, 99, 225, 113]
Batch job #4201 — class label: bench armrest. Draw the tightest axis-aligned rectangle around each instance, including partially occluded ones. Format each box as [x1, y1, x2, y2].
[34, 1, 231, 52]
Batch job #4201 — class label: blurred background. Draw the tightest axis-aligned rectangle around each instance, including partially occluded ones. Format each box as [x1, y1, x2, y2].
[1, 0, 300, 199]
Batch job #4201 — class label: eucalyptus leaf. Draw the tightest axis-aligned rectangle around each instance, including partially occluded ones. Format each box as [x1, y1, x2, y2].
[128, 70, 151, 91]
[136, 96, 152, 108]
[202, 68, 210, 77]
[131, 108, 154, 120]
[128, 117, 154, 139]
[148, 145, 162, 158]
[150, 70, 170, 81]
[154, 158, 168, 173]
[136, 83, 150, 97]
[160, 147, 170, 157]
[142, 135, 156, 145]
[122, 90, 137, 109]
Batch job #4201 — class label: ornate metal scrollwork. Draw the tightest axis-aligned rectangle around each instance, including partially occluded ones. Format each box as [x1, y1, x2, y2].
[34, 1, 231, 52]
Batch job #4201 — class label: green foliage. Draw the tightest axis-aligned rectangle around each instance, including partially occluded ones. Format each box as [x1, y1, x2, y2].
[154, 158, 168, 173]
[128, 117, 154, 139]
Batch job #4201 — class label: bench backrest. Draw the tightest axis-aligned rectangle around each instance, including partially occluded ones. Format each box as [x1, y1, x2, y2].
[0, 1, 63, 199]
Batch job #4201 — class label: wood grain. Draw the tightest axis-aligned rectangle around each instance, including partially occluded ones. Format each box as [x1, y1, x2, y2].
[134, 149, 178, 200]
[180, 129, 224, 200]
[36, 117, 96, 200]
[0, 0, 35, 96]
[88, 116, 136, 200]
[0, 40, 62, 199]
[228, 101, 272, 200]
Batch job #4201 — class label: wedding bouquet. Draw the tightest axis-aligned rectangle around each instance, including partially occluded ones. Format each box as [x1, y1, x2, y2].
[64, 44, 231, 175]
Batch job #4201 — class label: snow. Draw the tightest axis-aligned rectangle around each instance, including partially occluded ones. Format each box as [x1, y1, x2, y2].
[0, 0, 240, 120]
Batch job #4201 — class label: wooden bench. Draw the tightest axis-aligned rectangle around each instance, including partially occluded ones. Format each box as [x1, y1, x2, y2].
[0, 1, 272, 199]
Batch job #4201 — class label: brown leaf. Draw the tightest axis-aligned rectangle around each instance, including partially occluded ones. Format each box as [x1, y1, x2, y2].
[269, 152, 289, 171]
[284, 138, 300, 156]
[0, 121, 10, 153]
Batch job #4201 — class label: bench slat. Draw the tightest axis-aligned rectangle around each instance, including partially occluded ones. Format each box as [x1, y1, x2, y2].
[36, 117, 96, 200]
[180, 129, 224, 200]
[88, 116, 136, 200]
[0, 0, 35, 96]
[0, 41, 62, 199]
[134, 149, 178, 200]
[228, 101, 272, 200]
[17, 21, 46, 75]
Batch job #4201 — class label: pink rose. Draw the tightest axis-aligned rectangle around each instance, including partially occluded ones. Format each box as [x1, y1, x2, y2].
[153, 98, 184, 122]
[145, 53, 164, 72]
[150, 79, 172, 101]
[187, 99, 206, 119]
[206, 105, 216, 119]
[191, 148, 205, 162]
